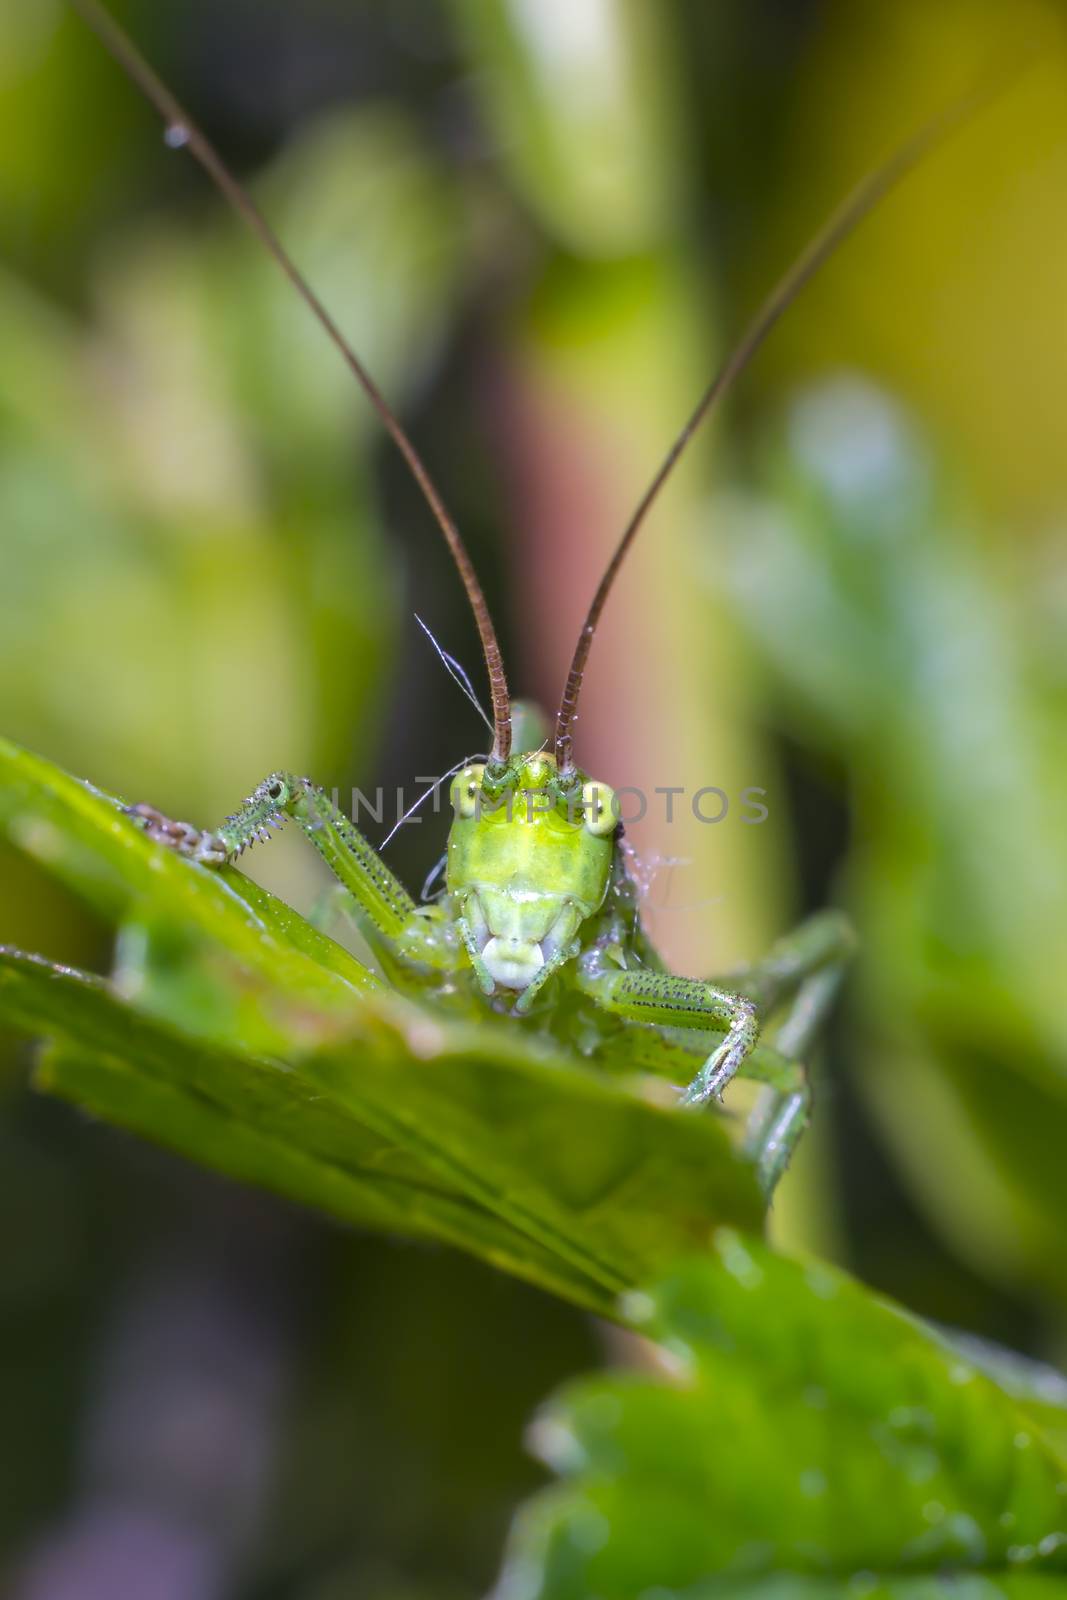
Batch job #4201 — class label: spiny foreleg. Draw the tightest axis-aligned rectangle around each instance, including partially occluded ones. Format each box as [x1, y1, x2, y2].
[577, 909, 854, 1193]
[127, 774, 415, 943]
[574, 964, 759, 1106]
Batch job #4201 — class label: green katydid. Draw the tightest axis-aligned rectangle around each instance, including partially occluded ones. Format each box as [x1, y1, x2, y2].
[70, 0, 1014, 1195]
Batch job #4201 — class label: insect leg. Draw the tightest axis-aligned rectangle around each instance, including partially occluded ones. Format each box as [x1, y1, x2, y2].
[127, 774, 415, 943]
[732, 915, 855, 1194]
[306, 880, 360, 934]
[740, 965, 845, 1195]
[122, 802, 230, 865]
[716, 910, 855, 1018]
[574, 967, 759, 1106]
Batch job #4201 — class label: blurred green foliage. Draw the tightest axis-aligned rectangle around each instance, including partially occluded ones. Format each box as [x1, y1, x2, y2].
[3, 1, 1067, 1596]
[502, 1240, 1067, 1598]
[717, 381, 1067, 1307]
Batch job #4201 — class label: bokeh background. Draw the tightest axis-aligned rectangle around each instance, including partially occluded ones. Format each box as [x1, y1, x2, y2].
[2, 1, 1067, 1595]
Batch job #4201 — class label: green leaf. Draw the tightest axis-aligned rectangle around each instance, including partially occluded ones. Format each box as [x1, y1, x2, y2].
[0, 738, 764, 1313]
[500, 1238, 1067, 1598]
[619, 1580, 1067, 1598]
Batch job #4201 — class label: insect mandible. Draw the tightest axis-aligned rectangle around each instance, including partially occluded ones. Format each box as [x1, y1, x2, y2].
[71, 0, 1015, 1194]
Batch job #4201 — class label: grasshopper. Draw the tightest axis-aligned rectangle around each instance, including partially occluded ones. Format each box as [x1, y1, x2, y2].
[72, 0, 1008, 1194]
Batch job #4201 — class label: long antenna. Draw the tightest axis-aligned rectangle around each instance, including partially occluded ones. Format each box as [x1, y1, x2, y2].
[69, 0, 513, 763]
[552, 65, 1031, 777]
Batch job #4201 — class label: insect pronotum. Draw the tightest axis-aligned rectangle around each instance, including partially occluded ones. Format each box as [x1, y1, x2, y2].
[69, 0, 1025, 1193]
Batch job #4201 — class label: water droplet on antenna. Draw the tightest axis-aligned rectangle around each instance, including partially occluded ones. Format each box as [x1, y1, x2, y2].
[164, 122, 190, 149]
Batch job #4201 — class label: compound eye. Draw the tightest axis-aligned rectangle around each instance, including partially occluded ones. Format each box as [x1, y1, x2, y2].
[451, 763, 486, 820]
[582, 780, 617, 837]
